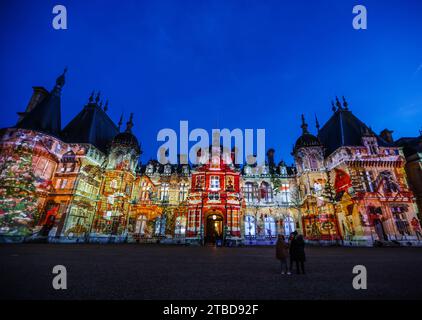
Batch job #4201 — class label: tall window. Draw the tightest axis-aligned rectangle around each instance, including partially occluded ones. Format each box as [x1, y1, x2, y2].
[359, 170, 374, 192]
[245, 215, 256, 238]
[210, 176, 220, 190]
[280, 183, 290, 204]
[244, 182, 254, 203]
[179, 183, 188, 201]
[155, 216, 166, 236]
[135, 215, 147, 235]
[260, 182, 273, 202]
[283, 216, 295, 237]
[264, 216, 276, 238]
[391, 206, 410, 235]
[381, 171, 399, 193]
[140, 182, 149, 201]
[174, 216, 187, 236]
[160, 183, 169, 201]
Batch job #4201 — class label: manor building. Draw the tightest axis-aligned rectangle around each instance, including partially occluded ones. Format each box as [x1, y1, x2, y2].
[0, 72, 420, 245]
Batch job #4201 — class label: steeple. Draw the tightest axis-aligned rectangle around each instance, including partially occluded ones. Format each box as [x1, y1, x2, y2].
[335, 96, 342, 111]
[118, 113, 124, 131]
[330, 100, 335, 112]
[342, 96, 349, 110]
[301, 114, 309, 134]
[125, 113, 134, 133]
[95, 91, 101, 104]
[103, 100, 109, 112]
[88, 91, 95, 103]
[16, 68, 65, 136]
[52, 67, 67, 96]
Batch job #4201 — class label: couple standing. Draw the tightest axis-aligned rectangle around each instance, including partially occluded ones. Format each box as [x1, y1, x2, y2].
[275, 231, 306, 275]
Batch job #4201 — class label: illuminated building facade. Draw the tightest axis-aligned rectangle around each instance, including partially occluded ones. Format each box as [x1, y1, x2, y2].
[0, 73, 420, 245]
[293, 97, 420, 245]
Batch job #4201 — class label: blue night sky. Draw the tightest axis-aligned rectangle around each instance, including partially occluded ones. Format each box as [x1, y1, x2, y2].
[1, 0, 422, 164]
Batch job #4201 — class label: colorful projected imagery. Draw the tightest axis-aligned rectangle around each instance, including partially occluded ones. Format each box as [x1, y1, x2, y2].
[0, 71, 421, 246]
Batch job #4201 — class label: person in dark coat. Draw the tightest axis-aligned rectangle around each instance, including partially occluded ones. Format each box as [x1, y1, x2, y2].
[288, 231, 298, 272]
[275, 235, 290, 275]
[291, 234, 306, 274]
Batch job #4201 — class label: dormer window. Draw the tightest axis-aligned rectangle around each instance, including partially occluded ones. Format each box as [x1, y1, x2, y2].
[244, 165, 252, 175]
[146, 165, 154, 174]
[183, 165, 189, 174]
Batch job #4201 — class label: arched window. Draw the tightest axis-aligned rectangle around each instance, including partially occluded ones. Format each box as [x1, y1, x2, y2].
[260, 182, 273, 203]
[264, 216, 276, 238]
[283, 216, 295, 237]
[174, 216, 187, 236]
[245, 215, 256, 238]
[135, 215, 147, 235]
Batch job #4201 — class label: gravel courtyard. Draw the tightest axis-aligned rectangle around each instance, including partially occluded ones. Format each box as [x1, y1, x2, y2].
[1, 244, 421, 300]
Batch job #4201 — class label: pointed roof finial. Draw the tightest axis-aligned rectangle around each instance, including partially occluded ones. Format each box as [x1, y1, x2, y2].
[89, 91, 95, 103]
[342, 96, 348, 110]
[118, 112, 124, 131]
[125, 112, 134, 133]
[301, 114, 309, 134]
[55, 67, 67, 87]
[315, 114, 320, 132]
[331, 100, 336, 112]
[103, 100, 108, 112]
[335, 96, 342, 110]
[95, 91, 101, 104]
[99, 100, 103, 108]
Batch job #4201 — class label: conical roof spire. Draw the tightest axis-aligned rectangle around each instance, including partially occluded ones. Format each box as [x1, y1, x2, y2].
[118, 112, 124, 131]
[301, 114, 309, 134]
[342, 96, 349, 110]
[335, 96, 342, 110]
[95, 91, 101, 104]
[52, 67, 67, 97]
[88, 91, 95, 103]
[103, 100, 108, 112]
[55, 67, 67, 88]
[125, 112, 134, 133]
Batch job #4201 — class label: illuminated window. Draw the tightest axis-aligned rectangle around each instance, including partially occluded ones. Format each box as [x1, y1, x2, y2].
[135, 215, 147, 235]
[244, 182, 254, 202]
[280, 183, 290, 203]
[160, 183, 169, 201]
[260, 182, 273, 202]
[245, 215, 256, 238]
[264, 216, 276, 238]
[210, 176, 220, 190]
[283, 216, 295, 237]
[174, 216, 187, 236]
[179, 183, 188, 201]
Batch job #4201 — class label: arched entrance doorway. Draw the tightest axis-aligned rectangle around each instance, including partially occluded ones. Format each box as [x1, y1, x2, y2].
[205, 213, 223, 244]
